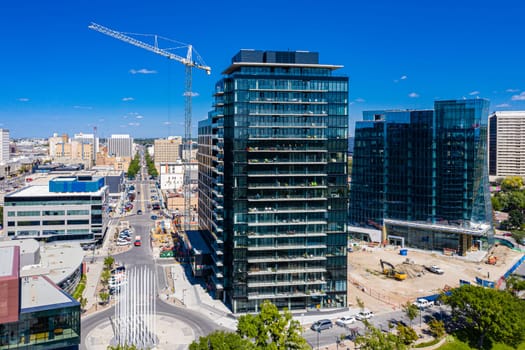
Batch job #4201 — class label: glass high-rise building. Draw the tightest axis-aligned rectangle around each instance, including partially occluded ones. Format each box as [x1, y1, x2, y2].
[349, 99, 493, 256]
[198, 50, 349, 313]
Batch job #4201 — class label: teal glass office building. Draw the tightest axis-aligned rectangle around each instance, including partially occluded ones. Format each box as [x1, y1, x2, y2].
[198, 50, 349, 313]
[349, 99, 493, 256]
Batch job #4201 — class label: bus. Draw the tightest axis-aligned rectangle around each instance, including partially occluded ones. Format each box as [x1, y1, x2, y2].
[134, 235, 142, 247]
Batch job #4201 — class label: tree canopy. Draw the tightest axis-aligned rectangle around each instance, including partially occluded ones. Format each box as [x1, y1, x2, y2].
[443, 284, 525, 349]
[501, 176, 524, 192]
[354, 321, 407, 350]
[190, 330, 256, 350]
[237, 300, 309, 350]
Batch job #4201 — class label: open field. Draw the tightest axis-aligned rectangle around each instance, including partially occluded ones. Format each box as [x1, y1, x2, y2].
[347, 244, 524, 313]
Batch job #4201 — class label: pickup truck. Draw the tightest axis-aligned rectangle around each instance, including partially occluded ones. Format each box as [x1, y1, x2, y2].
[413, 299, 434, 309]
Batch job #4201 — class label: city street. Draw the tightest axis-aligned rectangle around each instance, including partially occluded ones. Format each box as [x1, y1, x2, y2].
[80, 155, 221, 349]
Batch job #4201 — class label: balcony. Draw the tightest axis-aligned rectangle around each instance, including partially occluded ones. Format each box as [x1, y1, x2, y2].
[247, 184, 327, 190]
[211, 274, 224, 290]
[247, 170, 326, 177]
[247, 243, 326, 251]
[247, 290, 326, 300]
[247, 255, 327, 263]
[248, 195, 327, 202]
[247, 220, 327, 227]
[247, 267, 326, 276]
[246, 146, 327, 153]
[211, 252, 223, 267]
[247, 207, 326, 214]
[248, 99, 327, 105]
[248, 159, 327, 165]
[211, 264, 224, 279]
[247, 279, 326, 288]
[248, 135, 327, 141]
[248, 88, 328, 93]
[247, 231, 327, 238]
[248, 123, 327, 129]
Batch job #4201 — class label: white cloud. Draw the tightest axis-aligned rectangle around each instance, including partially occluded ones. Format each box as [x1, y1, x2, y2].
[136, 115, 144, 119]
[17, 97, 30, 102]
[354, 98, 366, 103]
[408, 92, 419, 98]
[98, 118, 105, 122]
[469, 91, 480, 96]
[183, 92, 200, 97]
[129, 68, 157, 75]
[506, 88, 520, 93]
[128, 122, 140, 127]
[496, 103, 511, 108]
[73, 105, 93, 110]
[512, 92, 525, 101]
[400, 75, 407, 80]
[122, 97, 134, 102]
[163, 121, 172, 125]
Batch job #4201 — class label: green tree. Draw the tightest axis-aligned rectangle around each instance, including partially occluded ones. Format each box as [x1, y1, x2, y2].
[505, 275, 525, 296]
[427, 318, 445, 338]
[190, 331, 256, 350]
[100, 269, 111, 291]
[355, 321, 406, 350]
[402, 301, 418, 327]
[506, 191, 525, 211]
[507, 209, 525, 230]
[491, 196, 503, 212]
[104, 256, 115, 270]
[501, 176, 524, 192]
[99, 291, 110, 305]
[78, 296, 88, 312]
[396, 324, 418, 345]
[237, 300, 309, 350]
[443, 284, 525, 349]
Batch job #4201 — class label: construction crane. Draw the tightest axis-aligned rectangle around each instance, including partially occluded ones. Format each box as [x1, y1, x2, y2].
[89, 22, 211, 232]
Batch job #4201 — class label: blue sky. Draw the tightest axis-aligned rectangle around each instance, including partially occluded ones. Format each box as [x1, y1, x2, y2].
[1, 0, 525, 138]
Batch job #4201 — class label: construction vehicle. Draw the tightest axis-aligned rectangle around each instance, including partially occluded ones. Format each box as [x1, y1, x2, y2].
[380, 259, 407, 281]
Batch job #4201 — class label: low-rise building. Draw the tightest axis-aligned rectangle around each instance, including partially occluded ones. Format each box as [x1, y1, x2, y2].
[3, 175, 109, 241]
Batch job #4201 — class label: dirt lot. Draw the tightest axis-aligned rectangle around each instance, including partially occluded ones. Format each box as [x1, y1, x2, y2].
[347, 244, 523, 313]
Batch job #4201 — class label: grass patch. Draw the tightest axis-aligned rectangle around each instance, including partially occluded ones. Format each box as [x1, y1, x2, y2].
[437, 336, 525, 350]
[72, 274, 87, 300]
[414, 337, 443, 348]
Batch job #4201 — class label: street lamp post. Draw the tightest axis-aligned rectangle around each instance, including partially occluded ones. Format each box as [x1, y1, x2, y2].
[336, 337, 341, 350]
[419, 307, 422, 328]
[317, 329, 320, 350]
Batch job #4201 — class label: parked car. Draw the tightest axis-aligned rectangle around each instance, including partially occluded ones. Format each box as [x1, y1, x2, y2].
[116, 240, 131, 246]
[137, 209, 142, 215]
[426, 265, 444, 274]
[355, 310, 374, 321]
[311, 319, 333, 331]
[413, 299, 434, 309]
[335, 316, 356, 327]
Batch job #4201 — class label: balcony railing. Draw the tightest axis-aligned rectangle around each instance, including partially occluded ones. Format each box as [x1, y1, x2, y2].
[248, 195, 327, 201]
[247, 243, 326, 251]
[247, 279, 326, 288]
[247, 255, 326, 263]
[247, 220, 327, 227]
[247, 267, 326, 276]
[247, 231, 327, 238]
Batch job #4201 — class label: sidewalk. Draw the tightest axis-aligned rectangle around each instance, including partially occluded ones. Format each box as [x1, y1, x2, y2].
[82, 217, 127, 315]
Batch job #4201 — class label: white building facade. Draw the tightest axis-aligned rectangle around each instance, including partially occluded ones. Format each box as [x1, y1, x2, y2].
[488, 111, 525, 177]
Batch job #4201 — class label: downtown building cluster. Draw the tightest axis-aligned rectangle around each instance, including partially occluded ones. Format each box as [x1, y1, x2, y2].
[197, 50, 496, 313]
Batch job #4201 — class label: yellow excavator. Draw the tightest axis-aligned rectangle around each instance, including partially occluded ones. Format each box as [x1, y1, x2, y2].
[380, 259, 407, 281]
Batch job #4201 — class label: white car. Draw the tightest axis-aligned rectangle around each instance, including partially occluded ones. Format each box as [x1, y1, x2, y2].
[427, 265, 444, 274]
[116, 240, 131, 246]
[413, 299, 434, 309]
[335, 316, 356, 327]
[355, 310, 374, 321]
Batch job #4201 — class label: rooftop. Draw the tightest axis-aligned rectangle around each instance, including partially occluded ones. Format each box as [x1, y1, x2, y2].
[6, 184, 106, 198]
[20, 275, 78, 312]
[0, 246, 18, 278]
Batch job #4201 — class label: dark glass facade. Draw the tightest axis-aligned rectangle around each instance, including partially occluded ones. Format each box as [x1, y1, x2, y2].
[349, 100, 493, 255]
[198, 50, 348, 313]
[0, 304, 80, 349]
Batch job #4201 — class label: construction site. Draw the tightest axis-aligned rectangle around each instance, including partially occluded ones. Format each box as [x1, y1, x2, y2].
[347, 242, 524, 312]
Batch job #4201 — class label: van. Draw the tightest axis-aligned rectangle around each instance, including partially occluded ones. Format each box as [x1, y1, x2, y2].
[311, 319, 333, 332]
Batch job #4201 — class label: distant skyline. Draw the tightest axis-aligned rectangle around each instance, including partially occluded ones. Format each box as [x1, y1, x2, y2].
[1, 0, 525, 138]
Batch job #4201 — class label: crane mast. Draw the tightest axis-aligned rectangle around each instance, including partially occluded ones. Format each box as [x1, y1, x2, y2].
[89, 22, 210, 233]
